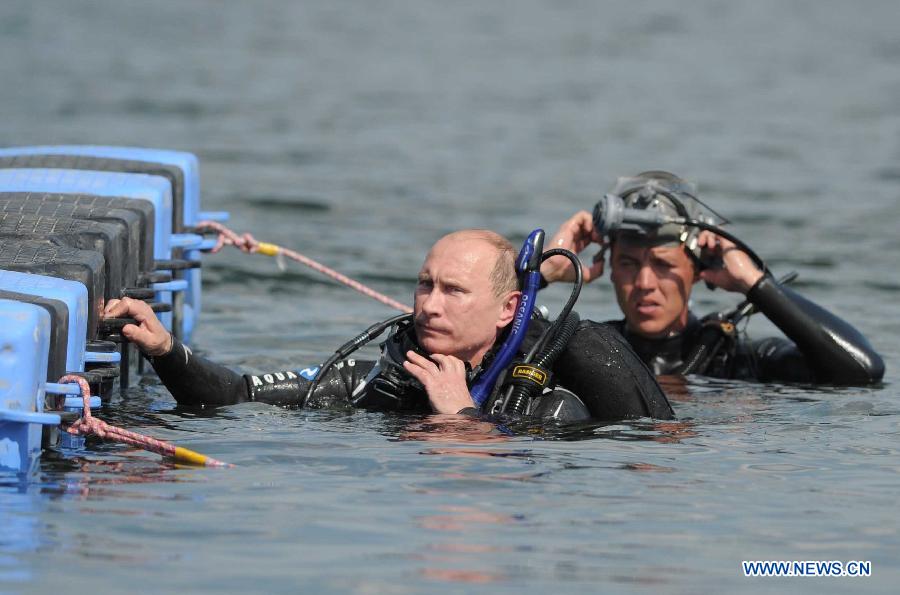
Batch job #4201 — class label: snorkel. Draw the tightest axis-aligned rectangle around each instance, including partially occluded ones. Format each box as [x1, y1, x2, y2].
[473, 229, 587, 415]
[470, 229, 545, 407]
[490, 243, 584, 416]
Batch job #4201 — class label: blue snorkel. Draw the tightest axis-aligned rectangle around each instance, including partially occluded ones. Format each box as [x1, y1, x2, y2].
[470, 229, 545, 407]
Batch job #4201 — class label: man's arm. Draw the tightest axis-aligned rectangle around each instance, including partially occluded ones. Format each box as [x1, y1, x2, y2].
[104, 298, 373, 407]
[539, 210, 607, 285]
[148, 337, 248, 406]
[150, 337, 374, 408]
[698, 234, 884, 385]
[745, 277, 884, 384]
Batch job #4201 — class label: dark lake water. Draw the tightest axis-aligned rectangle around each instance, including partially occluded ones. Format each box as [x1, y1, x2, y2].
[2, 0, 899, 592]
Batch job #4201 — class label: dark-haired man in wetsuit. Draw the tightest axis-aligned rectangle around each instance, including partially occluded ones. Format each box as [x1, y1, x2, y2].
[105, 229, 673, 421]
[540, 172, 884, 384]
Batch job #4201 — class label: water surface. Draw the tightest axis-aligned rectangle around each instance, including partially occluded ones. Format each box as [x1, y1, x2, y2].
[2, 1, 898, 592]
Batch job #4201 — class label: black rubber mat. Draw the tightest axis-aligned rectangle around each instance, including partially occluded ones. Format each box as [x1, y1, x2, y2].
[0, 239, 105, 340]
[0, 192, 156, 273]
[0, 192, 147, 286]
[0, 212, 130, 295]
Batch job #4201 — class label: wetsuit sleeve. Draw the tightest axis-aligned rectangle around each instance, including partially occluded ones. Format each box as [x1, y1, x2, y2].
[246, 358, 375, 409]
[148, 337, 375, 408]
[746, 276, 885, 384]
[148, 338, 248, 407]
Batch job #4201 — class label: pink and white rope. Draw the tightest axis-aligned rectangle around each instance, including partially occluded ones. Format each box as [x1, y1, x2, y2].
[59, 375, 230, 468]
[195, 220, 412, 313]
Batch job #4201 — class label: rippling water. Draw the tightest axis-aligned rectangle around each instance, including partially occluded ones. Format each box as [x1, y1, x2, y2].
[2, 0, 899, 592]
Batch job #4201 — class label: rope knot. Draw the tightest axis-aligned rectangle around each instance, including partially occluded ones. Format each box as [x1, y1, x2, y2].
[54, 375, 231, 467]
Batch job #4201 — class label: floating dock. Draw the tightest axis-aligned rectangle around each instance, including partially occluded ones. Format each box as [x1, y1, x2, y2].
[0, 146, 227, 473]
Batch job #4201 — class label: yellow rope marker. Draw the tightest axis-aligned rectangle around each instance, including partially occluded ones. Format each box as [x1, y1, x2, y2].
[256, 242, 280, 256]
[174, 446, 229, 467]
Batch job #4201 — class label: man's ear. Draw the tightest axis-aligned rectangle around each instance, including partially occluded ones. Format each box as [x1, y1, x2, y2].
[497, 290, 521, 328]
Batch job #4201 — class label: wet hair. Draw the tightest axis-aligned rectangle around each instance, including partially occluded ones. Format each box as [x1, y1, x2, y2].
[440, 229, 518, 297]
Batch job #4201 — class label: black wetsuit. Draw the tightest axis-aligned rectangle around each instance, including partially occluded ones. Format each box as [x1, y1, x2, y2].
[148, 318, 674, 421]
[609, 276, 884, 384]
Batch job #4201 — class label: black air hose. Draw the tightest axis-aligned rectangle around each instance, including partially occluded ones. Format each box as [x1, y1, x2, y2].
[504, 311, 580, 415]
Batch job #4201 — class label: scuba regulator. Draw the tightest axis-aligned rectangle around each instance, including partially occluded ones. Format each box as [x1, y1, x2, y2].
[302, 311, 412, 408]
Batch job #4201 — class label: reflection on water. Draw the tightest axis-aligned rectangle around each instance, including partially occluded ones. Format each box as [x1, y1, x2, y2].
[417, 506, 519, 585]
[396, 415, 510, 443]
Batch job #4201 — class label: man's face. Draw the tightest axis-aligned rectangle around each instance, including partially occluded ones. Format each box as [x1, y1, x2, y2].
[609, 238, 697, 338]
[414, 236, 516, 365]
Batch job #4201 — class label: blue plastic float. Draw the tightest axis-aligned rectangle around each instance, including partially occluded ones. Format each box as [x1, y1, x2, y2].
[0, 270, 91, 373]
[0, 300, 61, 473]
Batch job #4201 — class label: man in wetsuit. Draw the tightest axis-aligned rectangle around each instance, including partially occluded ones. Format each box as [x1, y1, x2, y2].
[105, 229, 673, 421]
[540, 172, 884, 384]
